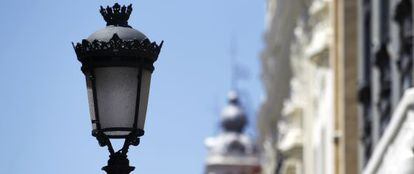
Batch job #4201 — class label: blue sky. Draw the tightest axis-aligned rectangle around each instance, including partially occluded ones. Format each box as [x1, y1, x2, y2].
[0, 0, 265, 173]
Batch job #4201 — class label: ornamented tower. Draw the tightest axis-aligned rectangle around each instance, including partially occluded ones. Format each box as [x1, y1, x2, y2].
[204, 91, 261, 174]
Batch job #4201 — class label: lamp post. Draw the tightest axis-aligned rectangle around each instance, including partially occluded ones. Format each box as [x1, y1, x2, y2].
[72, 3, 163, 174]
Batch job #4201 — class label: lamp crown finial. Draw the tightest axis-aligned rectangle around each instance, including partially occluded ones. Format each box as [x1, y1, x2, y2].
[100, 3, 133, 27]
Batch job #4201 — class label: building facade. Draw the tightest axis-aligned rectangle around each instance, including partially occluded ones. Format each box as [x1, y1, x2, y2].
[258, 0, 413, 174]
[259, 0, 337, 173]
[359, 0, 414, 173]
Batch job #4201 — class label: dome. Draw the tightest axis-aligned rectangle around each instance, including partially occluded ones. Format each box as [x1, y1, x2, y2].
[87, 26, 147, 42]
[204, 91, 260, 169]
[221, 91, 247, 133]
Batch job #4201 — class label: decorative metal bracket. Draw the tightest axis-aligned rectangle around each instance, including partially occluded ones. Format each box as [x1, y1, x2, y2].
[95, 131, 141, 174]
[102, 152, 135, 174]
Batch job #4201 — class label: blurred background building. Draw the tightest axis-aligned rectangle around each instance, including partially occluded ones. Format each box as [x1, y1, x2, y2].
[204, 91, 261, 174]
[258, 0, 413, 174]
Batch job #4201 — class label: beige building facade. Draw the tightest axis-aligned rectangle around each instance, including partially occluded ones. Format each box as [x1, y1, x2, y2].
[258, 0, 413, 174]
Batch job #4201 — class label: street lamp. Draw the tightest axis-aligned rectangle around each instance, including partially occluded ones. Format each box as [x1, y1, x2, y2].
[72, 3, 163, 174]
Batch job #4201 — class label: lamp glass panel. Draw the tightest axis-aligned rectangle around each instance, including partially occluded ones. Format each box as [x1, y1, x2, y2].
[86, 78, 97, 130]
[94, 67, 138, 137]
[137, 69, 152, 130]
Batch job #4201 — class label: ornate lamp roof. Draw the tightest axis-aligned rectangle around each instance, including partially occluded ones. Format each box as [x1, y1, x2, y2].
[72, 3, 163, 68]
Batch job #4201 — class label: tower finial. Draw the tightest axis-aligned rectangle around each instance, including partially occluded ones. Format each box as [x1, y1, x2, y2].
[100, 3, 133, 27]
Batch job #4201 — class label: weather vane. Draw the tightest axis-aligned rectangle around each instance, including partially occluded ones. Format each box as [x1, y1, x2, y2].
[230, 34, 238, 90]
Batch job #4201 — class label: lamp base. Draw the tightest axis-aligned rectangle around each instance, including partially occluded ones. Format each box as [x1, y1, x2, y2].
[102, 152, 135, 174]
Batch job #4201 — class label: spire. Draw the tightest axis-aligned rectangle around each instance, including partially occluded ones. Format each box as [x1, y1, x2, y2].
[230, 35, 237, 90]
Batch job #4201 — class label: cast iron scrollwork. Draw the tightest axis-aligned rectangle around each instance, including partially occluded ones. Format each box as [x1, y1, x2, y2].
[100, 3, 133, 27]
[72, 34, 163, 63]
